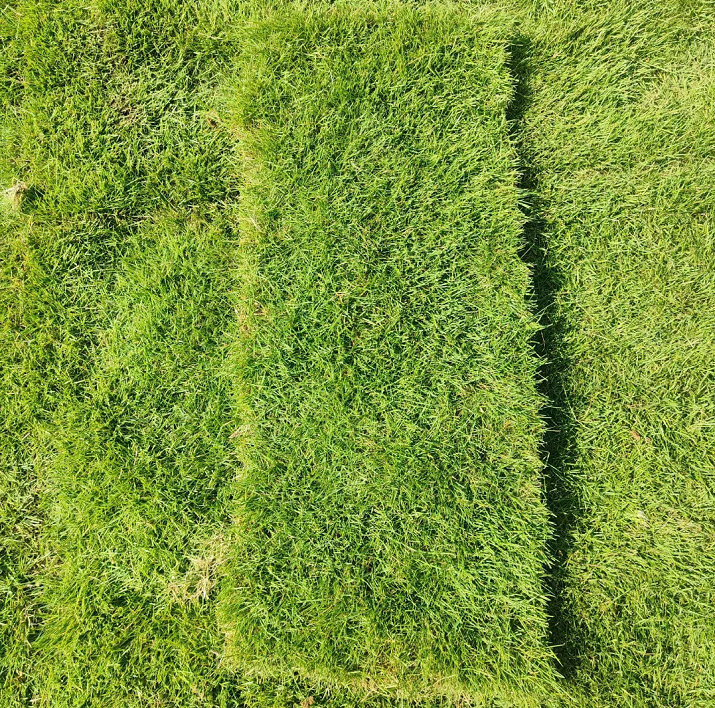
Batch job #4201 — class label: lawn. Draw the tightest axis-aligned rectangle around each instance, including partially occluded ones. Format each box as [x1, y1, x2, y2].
[218, 3, 555, 704]
[1, 1, 713, 707]
[516, 1, 715, 705]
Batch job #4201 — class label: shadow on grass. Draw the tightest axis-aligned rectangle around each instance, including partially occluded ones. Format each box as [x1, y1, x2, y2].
[19, 184, 45, 212]
[506, 34, 582, 681]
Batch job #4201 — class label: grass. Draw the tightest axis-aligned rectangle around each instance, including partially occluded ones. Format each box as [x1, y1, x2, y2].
[218, 3, 557, 703]
[2, 0, 714, 706]
[514, 1, 715, 705]
[0, 0, 245, 705]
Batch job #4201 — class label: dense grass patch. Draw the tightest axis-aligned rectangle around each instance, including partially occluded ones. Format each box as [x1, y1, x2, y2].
[219, 3, 556, 703]
[4, 0, 714, 705]
[0, 1, 245, 705]
[29, 213, 241, 707]
[516, 1, 715, 705]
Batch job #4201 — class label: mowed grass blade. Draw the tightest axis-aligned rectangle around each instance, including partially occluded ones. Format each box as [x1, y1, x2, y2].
[219, 3, 557, 703]
[517, 1, 715, 704]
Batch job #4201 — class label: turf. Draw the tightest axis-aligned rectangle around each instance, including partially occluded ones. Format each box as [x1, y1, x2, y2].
[514, 1, 715, 705]
[0, 0, 245, 705]
[218, 3, 556, 703]
[3, 0, 715, 705]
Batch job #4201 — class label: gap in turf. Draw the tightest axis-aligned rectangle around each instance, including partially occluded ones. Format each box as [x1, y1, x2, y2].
[506, 34, 581, 681]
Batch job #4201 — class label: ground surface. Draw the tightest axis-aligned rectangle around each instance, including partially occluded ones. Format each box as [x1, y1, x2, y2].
[1, 1, 713, 707]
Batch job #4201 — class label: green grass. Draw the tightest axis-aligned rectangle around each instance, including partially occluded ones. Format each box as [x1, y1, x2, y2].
[2, 0, 715, 706]
[0, 0, 245, 705]
[514, 1, 715, 705]
[218, 3, 556, 703]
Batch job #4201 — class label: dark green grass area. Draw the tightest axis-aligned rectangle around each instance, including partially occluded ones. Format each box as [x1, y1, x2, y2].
[515, 1, 715, 705]
[218, 4, 557, 703]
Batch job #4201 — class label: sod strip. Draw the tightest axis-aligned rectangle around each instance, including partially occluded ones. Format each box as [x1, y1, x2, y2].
[0, 1, 248, 705]
[519, 2, 715, 704]
[219, 4, 556, 702]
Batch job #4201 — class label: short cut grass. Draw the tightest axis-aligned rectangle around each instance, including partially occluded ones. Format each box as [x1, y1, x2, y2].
[219, 3, 556, 703]
[517, 1, 715, 705]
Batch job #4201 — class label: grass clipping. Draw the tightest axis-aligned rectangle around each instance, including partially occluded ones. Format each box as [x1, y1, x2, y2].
[220, 3, 556, 703]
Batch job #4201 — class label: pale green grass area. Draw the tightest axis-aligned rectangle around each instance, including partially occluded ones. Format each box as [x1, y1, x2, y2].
[218, 4, 556, 704]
